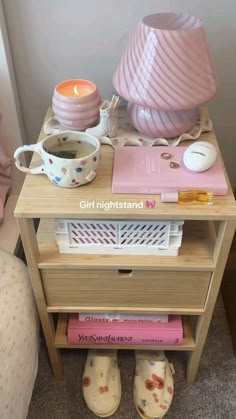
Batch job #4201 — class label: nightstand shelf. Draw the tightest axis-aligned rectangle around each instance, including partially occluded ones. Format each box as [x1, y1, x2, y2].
[14, 107, 236, 384]
[55, 314, 196, 351]
[37, 219, 216, 271]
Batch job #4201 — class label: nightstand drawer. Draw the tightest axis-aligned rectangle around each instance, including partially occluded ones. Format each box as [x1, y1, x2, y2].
[41, 269, 211, 311]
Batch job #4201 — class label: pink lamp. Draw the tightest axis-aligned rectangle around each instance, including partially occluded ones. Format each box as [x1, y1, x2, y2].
[113, 13, 217, 138]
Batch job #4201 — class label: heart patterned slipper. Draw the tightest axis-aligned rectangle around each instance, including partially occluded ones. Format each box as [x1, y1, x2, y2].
[82, 349, 121, 417]
[134, 350, 174, 419]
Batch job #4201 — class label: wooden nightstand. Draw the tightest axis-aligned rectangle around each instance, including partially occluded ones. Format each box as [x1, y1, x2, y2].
[14, 108, 236, 384]
[222, 221, 236, 355]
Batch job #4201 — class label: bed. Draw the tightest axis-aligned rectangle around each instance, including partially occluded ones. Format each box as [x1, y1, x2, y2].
[0, 248, 39, 419]
[0, 123, 39, 419]
[0, 9, 40, 417]
[0, 160, 40, 418]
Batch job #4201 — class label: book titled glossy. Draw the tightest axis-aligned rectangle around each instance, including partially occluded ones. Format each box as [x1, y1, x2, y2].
[78, 313, 168, 323]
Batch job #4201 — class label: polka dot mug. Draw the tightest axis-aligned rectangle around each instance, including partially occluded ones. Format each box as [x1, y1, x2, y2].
[14, 131, 101, 187]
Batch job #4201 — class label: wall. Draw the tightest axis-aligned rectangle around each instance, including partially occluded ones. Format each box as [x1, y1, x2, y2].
[2, 0, 236, 188]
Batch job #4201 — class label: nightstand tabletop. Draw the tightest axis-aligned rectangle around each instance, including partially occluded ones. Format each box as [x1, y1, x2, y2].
[14, 107, 236, 220]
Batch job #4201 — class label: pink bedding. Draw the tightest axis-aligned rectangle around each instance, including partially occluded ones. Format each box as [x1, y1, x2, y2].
[0, 144, 12, 221]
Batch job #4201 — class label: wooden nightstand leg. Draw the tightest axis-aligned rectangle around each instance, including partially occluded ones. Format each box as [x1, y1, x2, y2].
[187, 220, 236, 383]
[187, 315, 209, 384]
[17, 218, 63, 381]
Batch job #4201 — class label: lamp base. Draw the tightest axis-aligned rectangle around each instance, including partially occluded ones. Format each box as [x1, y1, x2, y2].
[127, 103, 199, 138]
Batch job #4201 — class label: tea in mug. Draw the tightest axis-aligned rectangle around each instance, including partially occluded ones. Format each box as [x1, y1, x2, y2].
[46, 140, 96, 159]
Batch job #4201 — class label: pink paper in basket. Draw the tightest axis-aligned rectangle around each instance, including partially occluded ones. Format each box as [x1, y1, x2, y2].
[68, 314, 183, 345]
[0, 144, 12, 221]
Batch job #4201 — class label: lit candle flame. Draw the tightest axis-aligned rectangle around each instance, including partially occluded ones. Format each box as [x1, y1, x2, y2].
[74, 85, 80, 97]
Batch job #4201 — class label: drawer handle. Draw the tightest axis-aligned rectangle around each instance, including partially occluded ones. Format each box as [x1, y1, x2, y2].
[118, 269, 133, 277]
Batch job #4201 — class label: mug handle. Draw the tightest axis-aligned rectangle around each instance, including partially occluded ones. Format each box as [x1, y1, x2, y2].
[14, 144, 44, 174]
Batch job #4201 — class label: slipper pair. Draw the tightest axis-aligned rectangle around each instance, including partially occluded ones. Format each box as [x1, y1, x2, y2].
[82, 349, 173, 418]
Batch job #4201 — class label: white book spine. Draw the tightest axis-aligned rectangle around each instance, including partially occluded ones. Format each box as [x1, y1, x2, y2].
[78, 313, 168, 323]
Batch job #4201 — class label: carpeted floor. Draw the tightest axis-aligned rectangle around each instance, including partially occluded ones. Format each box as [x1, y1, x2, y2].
[27, 295, 236, 419]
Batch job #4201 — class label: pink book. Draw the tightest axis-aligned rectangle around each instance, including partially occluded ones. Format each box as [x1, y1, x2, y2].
[112, 146, 228, 195]
[78, 313, 168, 323]
[67, 314, 183, 346]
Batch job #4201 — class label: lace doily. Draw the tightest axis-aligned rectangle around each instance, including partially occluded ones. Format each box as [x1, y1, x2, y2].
[44, 108, 212, 148]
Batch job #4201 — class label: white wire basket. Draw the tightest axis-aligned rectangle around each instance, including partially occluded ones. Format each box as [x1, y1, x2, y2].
[55, 219, 184, 256]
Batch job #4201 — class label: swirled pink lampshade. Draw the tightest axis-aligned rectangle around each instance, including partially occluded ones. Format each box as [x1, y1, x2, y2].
[113, 13, 217, 111]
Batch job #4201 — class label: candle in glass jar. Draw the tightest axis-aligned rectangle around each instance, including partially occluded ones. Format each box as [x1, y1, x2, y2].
[56, 79, 96, 98]
[53, 79, 101, 130]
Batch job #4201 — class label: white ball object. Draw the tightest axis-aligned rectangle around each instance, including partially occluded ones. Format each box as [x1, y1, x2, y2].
[183, 141, 217, 172]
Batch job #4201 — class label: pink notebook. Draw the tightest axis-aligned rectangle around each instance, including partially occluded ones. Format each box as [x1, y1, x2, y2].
[112, 146, 228, 195]
[68, 314, 183, 346]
